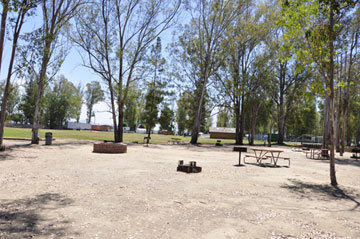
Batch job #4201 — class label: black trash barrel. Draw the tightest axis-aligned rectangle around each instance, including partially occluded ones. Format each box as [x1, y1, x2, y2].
[45, 132, 52, 145]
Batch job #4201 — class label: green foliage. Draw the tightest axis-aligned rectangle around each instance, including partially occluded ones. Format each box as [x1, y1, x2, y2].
[85, 81, 104, 124]
[175, 90, 210, 135]
[159, 103, 174, 131]
[0, 81, 20, 121]
[216, 110, 231, 127]
[176, 93, 191, 135]
[43, 75, 82, 128]
[143, 80, 166, 132]
[287, 96, 319, 136]
[19, 79, 38, 124]
[124, 83, 141, 131]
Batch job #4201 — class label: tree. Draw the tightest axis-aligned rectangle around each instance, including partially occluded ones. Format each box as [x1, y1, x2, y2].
[0, 81, 20, 120]
[72, 84, 83, 123]
[143, 80, 166, 142]
[179, 0, 241, 144]
[176, 92, 191, 135]
[334, 7, 360, 155]
[287, 95, 318, 137]
[218, 0, 265, 145]
[43, 75, 82, 128]
[280, 0, 358, 185]
[0, 0, 38, 150]
[85, 81, 104, 124]
[0, 0, 9, 72]
[216, 110, 231, 128]
[20, 0, 83, 144]
[72, 0, 180, 143]
[159, 103, 174, 131]
[124, 83, 140, 131]
[19, 78, 38, 124]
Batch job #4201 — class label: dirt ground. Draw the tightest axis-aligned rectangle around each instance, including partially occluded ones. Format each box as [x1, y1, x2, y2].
[0, 139, 359, 239]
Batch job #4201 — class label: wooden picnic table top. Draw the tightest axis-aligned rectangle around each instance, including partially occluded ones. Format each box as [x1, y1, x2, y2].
[250, 147, 284, 153]
[309, 148, 329, 151]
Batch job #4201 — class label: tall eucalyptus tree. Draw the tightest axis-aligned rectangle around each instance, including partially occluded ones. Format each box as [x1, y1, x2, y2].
[72, 0, 180, 142]
[0, 0, 38, 150]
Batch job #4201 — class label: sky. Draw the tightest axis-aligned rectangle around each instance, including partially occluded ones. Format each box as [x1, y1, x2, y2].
[0, 4, 177, 126]
[0, 3, 219, 128]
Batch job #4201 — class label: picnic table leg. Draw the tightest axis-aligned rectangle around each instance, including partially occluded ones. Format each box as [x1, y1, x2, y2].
[256, 150, 267, 165]
[239, 152, 241, 165]
[271, 152, 281, 167]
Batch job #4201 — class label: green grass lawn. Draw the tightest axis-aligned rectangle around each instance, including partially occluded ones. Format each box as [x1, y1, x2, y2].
[3, 127, 272, 145]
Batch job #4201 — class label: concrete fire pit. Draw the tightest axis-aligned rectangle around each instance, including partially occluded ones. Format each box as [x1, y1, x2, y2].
[93, 143, 127, 154]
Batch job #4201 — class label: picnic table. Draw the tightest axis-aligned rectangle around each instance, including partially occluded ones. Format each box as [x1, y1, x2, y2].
[306, 148, 329, 160]
[169, 138, 183, 144]
[244, 147, 289, 167]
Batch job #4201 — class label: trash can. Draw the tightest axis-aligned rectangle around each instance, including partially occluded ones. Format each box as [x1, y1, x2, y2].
[45, 132, 52, 145]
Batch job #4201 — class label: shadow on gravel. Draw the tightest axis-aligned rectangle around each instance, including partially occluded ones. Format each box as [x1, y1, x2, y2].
[281, 179, 360, 211]
[4, 143, 32, 152]
[0, 193, 77, 238]
[0, 153, 14, 161]
[316, 158, 360, 168]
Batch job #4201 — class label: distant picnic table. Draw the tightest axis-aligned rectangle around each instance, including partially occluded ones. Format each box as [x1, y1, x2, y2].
[169, 138, 183, 144]
[244, 147, 290, 167]
[306, 148, 329, 160]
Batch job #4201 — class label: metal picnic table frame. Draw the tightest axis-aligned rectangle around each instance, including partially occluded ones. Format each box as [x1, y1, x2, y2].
[306, 148, 329, 159]
[249, 148, 284, 167]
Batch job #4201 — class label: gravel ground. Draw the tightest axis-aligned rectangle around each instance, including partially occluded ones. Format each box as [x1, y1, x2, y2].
[0, 139, 359, 239]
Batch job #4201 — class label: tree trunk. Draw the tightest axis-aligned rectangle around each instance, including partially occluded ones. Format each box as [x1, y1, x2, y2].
[117, 103, 124, 143]
[0, 0, 8, 72]
[277, 63, 286, 145]
[239, 94, 245, 145]
[328, 0, 337, 186]
[268, 121, 273, 147]
[190, 72, 208, 144]
[32, 82, 44, 144]
[277, 98, 285, 145]
[0, 87, 9, 149]
[341, 101, 347, 155]
[108, 82, 118, 142]
[0, 9, 25, 149]
[234, 101, 241, 145]
[146, 127, 151, 144]
[335, 86, 341, 152]
[250, 103, 259, 146]
[87, 105, 93, 124]
[322, 92, 330, 148]
[32, 40, 51, 144]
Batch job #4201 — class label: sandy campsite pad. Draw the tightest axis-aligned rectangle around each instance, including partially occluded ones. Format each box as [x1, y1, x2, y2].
[0, 139, 360, 238]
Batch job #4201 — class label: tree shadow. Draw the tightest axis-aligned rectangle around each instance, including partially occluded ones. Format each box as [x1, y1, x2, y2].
[47, 141, 92, 151]
[4, 143, 33, 152]
[0, 193, 77, 238]
[316, 158, 360, 167]
[281, 179, 360, 211]
[0, 153, 14, 161]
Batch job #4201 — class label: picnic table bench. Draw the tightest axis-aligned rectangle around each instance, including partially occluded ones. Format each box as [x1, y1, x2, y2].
[168, 138, 184, 145]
